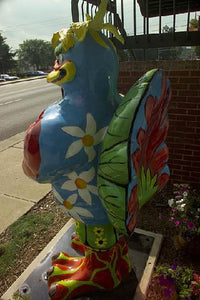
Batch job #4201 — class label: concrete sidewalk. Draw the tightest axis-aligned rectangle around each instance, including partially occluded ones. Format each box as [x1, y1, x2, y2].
[0, 132, 51, 234]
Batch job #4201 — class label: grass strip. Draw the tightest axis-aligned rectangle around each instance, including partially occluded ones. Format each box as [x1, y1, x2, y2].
[0, 212, 54, 277]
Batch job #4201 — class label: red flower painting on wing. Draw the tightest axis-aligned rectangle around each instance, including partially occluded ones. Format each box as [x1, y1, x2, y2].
[128, 74, 171, 233]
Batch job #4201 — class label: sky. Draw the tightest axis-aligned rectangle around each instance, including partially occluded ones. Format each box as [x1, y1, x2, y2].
[0, 0, 72, 50]
[0, 0, 198, 51]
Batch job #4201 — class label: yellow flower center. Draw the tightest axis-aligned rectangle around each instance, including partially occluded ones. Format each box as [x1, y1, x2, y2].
[95, 237, 107, 248]
[75, 178, 87, 189]
[82, 134, 94, 147]
[63, 200, 73, 210]
[94, 227, 104, 236]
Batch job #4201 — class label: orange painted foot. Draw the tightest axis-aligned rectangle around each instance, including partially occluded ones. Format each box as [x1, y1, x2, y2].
[47, 237, 131, 300]
[71, 235, 86, 254]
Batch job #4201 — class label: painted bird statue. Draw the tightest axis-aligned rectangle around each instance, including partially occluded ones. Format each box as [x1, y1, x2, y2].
[22, 0, 171, 299]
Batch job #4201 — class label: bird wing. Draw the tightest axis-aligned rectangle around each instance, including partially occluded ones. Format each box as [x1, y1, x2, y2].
[97, 69, 171, 236]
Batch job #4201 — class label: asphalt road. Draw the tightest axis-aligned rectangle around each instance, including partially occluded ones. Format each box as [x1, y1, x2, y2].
[0, 78, 62, 141]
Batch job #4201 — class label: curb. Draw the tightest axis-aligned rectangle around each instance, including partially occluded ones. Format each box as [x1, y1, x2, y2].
[0, 132, 25, 152]
[0, 76, 46, 86]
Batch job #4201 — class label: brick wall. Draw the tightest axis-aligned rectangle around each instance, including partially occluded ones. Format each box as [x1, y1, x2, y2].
[118, 60, 200, 185]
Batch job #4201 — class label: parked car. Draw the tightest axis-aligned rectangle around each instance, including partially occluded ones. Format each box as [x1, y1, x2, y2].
[1, 74, 19, 81]
[0, 77, 6, 82]
[27, 71, 48, 77]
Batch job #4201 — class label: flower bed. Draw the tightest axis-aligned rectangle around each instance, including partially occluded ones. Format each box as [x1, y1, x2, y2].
[146, 183, 200, 299]
[147, 264, 200, 299]
[168, 184, 200, 254]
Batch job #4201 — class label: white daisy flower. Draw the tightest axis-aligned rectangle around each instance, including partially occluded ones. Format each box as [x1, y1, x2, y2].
[61, 167, 98, 205]
[175, 199, 184, 204]
[53, 189, 94, 223]
[168, 199, 174, 207]
[62, 113, 107, 162]
[182, 191, 188, 198]
[177, 203, 186, 211]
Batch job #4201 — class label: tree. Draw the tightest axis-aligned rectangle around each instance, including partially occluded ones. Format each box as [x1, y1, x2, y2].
[162, 25, 174, 33]
[189, 18, 198, 29]
[17, 39, 55, 71]
[189, 18, 200, 58]
[0, 33, 16, 73]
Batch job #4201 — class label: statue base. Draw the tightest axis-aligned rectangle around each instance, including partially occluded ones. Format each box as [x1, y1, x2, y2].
[2, 219, 162, 300]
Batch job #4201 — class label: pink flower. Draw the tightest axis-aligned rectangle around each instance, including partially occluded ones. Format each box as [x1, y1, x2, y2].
[174, 221, 180, 227]
[187, 221, 195, 230]
[193, 273, 200, 282]
[169, 217, 174, 221]
[182, 219, 188, 224]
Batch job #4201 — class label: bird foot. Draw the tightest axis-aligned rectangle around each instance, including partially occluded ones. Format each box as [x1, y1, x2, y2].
[47, 237, 131, 300]
[71, 235, 86, 254]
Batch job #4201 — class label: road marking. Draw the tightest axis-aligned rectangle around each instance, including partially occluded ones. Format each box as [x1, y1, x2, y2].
[0, 98, 23, 106]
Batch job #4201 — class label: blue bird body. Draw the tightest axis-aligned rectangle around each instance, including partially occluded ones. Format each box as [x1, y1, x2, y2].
[24, 32, 122, 225]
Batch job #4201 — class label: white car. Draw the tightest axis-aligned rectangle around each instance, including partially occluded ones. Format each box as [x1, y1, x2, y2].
[1, 74, 19, 81]
[0, 77, 6, 82]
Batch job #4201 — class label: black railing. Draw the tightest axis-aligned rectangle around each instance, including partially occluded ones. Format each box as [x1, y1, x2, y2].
[71, 0, 200, 51]
[71, 0, 127, 39]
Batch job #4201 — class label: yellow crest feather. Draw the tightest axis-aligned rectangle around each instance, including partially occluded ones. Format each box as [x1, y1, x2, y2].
[53, 0, 123, 52]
